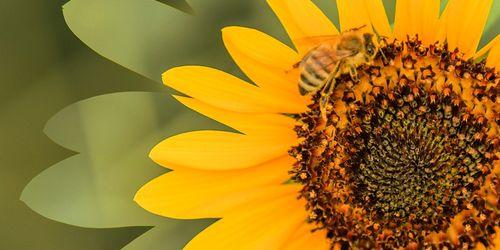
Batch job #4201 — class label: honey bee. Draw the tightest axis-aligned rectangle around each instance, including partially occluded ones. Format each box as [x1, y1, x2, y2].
[291, 25, 381, 118]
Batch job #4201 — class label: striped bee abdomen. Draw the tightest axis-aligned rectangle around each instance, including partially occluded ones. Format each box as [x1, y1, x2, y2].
[298, 47, 336, 95]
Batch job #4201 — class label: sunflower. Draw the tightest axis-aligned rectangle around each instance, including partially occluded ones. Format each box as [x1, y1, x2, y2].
[135, 0, 499, 249]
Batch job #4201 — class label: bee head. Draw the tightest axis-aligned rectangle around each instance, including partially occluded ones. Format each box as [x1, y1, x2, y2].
[363, 33, 377, 58]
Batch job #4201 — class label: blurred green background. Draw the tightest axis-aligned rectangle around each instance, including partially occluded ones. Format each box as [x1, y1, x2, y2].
[0, 0, 162, 249]
[1, 0, 497, 249]
[0, 0, 284, 249]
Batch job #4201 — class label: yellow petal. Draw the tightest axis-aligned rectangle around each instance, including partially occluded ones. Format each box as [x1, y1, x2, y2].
[394, 0, 441, 44]
[337, 0, 391, 37]
[222, 26, 307, 102]
[417, 0, 441, 44]
[495, 232, 500, 249]
[174, 95, 296, 135]
[337, 0, 371, 32]
[267, 0, 339, 54]
[435, 3, 449, 43]
[150, 130, 296, 170]
[485, 36, 500, 68]
[185, 191, 306, 250]
[163, 66, 306, 114]
[444, 0, 493, 58]
[363, 0, 392, 37]
[439, 0, 460, 47]
[134, 156, 294, 219]
[282, 221, 330, 250]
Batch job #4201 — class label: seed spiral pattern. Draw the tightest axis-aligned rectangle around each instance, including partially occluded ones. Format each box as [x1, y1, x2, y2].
[289, 37, 499, 249]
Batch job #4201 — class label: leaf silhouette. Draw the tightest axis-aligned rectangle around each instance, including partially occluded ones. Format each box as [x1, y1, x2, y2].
[62, 0, 292, 83]
[21, 92, 227, 249]
[155, 0, 194, 14]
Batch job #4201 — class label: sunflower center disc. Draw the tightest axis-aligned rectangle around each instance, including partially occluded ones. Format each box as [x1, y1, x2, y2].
[341, 84, 485, 225]
[289, 38, 499, 249]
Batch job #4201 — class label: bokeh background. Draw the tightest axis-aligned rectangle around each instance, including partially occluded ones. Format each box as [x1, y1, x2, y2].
[1, 0, 498, 249]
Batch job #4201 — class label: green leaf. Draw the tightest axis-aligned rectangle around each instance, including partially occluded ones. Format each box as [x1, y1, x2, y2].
[21, 92, 224, 248]
[155, 0, 194, 14]
[62, 0, 290, 83]
[121, 220, 212, 250]
[311, 0, 340, 28]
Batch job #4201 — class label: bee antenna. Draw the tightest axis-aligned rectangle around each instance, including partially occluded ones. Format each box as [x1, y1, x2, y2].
[285, 61, 301, 73]
[346, 24, 367, 32]
[371, 26, 384, 39]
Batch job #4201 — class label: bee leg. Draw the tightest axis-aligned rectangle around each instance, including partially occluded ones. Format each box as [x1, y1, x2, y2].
[379, 48, 389, 64]
[319, 79, 333, 120]
[319, 62, 341, 120]
[372, 32, 389, 64]
[323, 77, 339, 141]
[349, 66, 359, 82]
[319, 79, 332, 120]
[377, 39, 389, 64]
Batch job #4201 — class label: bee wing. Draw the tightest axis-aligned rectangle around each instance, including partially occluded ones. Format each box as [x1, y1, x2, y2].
[335, 49, 358, 60]
[292, 35, 341, 54]
[285, 52, 337, 78]
[286, 35, 341, 72]
[286, 35, 353, 90]
[286, 48, 352, 75]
